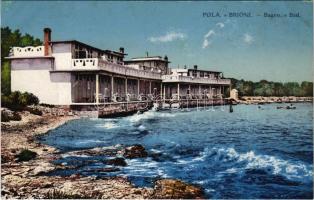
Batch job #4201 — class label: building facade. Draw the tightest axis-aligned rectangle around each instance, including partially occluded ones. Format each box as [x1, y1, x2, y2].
[6, 28, 231, 106]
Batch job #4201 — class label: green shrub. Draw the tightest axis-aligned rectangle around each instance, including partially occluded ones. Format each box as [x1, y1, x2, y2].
[15, 149, 37, 162]
[1, 91, 39, 111]
[1, 94, 12, 107]
[19, 92, 39, 105]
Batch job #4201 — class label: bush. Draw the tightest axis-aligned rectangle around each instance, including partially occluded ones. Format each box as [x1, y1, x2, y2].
[1, 91, 39, 111]
[19, 92, 39, 106]
[15, 149, 37, 162]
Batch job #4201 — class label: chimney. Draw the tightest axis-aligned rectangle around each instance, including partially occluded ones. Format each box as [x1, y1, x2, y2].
[194, 65, 198, 70]
[146, 51, 149, 57]
[164, 55, 168, 61]
[119, 47, 124, 54]
[43, 28, 51, 56]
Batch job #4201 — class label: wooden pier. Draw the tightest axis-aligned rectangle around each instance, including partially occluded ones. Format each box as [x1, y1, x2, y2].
[69, 98, 230, 118]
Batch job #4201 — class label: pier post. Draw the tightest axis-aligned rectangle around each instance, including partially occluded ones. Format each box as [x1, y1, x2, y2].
[125, 77, 128, 101]
[95, 74, 99, 104]
[177, 83, 180, 100]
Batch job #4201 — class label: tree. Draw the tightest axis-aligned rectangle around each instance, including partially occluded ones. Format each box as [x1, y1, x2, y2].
[283, 82, 300, 96]
[1, 61, 11, 95]
[301, 81, 313, 97]
[230, 78, 311, 97]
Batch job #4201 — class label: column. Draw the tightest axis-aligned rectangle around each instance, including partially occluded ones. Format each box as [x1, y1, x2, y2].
[163, 85, 166, 100]
[125, 78, 128, 96]
[95, 74, 99, 104]
[160, 83, 163, 97]
[199, 85, 201, 96]
[177, 83, 180, 100]
[111, 75, 114, 98]
[149, 81, 152, 94]
[229, 85, 231, 98]
[137, 79, 140, 97]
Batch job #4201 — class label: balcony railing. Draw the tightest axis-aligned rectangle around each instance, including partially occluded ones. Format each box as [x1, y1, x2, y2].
[71, 58, 162, 80]
[72, 58, 99, 69]
[9, 46, 45, 57]
[162, 75, 231, 85]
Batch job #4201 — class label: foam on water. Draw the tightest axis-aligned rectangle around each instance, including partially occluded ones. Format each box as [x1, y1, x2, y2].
[138, 125, 146, 131]
[199, 147, 313, 182]
[95, 121, 119, 129]
[127, 109, 176, 123]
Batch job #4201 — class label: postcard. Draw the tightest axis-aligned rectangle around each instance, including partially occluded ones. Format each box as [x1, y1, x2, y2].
[1, 1, 313, 199]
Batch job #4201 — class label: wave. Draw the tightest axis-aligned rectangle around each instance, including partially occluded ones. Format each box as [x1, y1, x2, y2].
[198, 147, 313, 182]
[96, 122, 119, 129]
[138, 125, 146, 131]
[127, 109, 176, 123]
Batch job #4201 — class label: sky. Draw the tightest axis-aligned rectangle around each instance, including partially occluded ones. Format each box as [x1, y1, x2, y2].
[1, 1, 313, 82]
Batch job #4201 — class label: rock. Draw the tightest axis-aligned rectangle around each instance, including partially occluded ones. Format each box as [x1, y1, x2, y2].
[32, 162, 56, 175]
[153, 179, 204, 199]
[105, 157, 127, 166]
[1, 150, 15, 163]
[123, 145, 148, 159]
[84, 167, 120, 173]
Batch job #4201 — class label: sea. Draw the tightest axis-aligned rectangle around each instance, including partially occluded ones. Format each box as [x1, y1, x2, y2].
[40, 103, 313, 199]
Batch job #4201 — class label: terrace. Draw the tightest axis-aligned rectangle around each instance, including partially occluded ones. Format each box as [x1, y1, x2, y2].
[162, 75, 231, 85]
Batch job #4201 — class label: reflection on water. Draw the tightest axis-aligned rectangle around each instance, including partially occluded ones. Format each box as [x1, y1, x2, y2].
[41, 103, 313, 199]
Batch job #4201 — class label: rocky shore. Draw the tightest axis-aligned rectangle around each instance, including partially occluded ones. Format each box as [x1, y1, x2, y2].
[1, 111, 204, 199]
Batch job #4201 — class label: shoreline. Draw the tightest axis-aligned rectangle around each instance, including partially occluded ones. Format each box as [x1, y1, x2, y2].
[1, 111, 204, 199]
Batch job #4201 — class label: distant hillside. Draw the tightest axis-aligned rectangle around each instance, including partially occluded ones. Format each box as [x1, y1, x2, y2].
[228, 78, 313, 97]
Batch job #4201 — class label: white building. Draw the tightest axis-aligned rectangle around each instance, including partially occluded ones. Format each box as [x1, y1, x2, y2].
[162, 65, 231, 100]
[6, 28, 231, 105]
